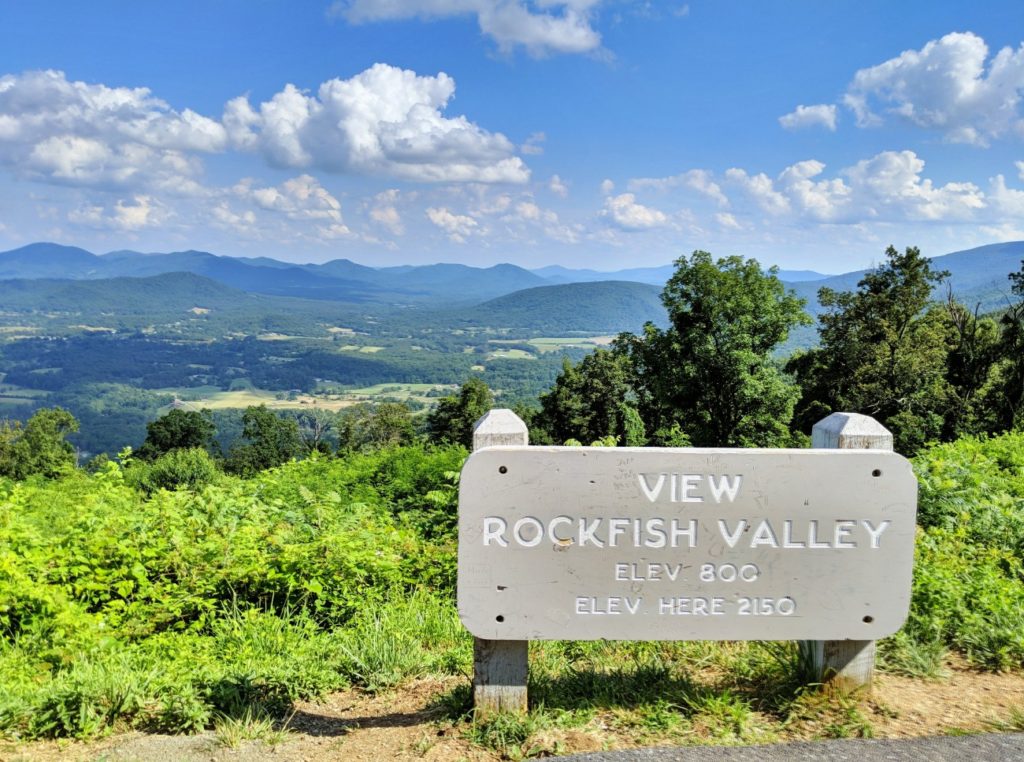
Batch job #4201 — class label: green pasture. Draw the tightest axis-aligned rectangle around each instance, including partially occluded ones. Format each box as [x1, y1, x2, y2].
[488, 349, 535, 360]
[333, 382, 457, 403]
[155, 382, 457, 412]
[527, 336, 615, 352]
[0, 384, 49, 409]
[156, 388, 354, 412]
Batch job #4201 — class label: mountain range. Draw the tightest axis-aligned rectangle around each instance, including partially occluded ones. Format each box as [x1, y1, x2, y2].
[0, 241, 1021, 334]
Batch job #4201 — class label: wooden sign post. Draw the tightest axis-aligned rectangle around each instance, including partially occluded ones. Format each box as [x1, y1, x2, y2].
[808, 412, 895, 693]
[463, 409, 915, 713]
[471, 410, 529, 715]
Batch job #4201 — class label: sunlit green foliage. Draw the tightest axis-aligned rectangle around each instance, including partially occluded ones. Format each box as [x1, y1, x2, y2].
[888, 432, 1024, 672]
[615, 251, 809, 446]
[426, 376, 493, 448]
[536, 350, 644, 446]
[0, 445, 466, 738]
[224, 405, 301, 476]
[136, 408, 216, 461]
[0, 406, 78, 479]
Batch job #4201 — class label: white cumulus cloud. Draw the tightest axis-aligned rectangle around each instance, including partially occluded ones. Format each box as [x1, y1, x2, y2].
[426, 205, 478, 242]
[0, 70, 221, 190]
[335, 0, 603, 56]
[368, 189, 405, 235]
[226, 64, 529, 183]
[602, 193, 669, 230]
[0, 67, 528, 196]
[725, 168, 790, 214]
[548, 173, 568, 197]
[629, 168, 728, 206]
[68, 194, 167, 231]
[843, 150, 985, 220]
[231, 174, 352, 239]
[723, 150, 985, 224]
[989, 174, 1024, 217]
[843, 31, 1024, 146]
[779, 104, 838, 131]
[776, 160, 851, 221]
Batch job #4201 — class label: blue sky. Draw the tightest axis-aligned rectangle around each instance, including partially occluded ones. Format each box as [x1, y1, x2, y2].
[0, 1, 1021, 272]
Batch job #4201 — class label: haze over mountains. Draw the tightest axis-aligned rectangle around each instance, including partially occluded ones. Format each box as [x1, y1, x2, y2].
[0, 241, 1022, 334]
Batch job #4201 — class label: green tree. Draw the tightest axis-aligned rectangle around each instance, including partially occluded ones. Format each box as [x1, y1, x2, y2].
[132, 447, 220, 492]
[985, 260, 1024, 431]
[537, 349, 644, 445]
[297, 408, 337, 454]
[787, 245, 952, 453]
[0, 407, 79, 479]
[337, 402, 416, 451]
[136, 408, 216, 461]
[426, 377, 493, 448]
[224, 405, 301, 476]
[617, 251, 809, 447]
[941, 292, 1003, 438]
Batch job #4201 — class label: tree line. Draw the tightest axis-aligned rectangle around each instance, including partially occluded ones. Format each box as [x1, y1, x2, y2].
[527, 246, 1024, 455]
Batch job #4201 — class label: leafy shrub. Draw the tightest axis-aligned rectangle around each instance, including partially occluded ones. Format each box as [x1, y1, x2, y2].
[914, 432, 1024, 555]
[0, 450, 470, 739]
[900, 432, 1024, 669]
[134, 447, 220, 492]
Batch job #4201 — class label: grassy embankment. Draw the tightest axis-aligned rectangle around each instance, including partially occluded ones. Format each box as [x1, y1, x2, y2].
[0, 433, 1023, 756]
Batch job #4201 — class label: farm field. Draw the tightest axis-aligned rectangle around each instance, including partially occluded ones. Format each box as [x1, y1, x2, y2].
[161, 388, 354, 412]
[527, 336, 615, 352]
[330, 382, 457, 402]
[157, 382, 460, 413]
[0, 382, 49, 409]
[487, 348, 534, 359]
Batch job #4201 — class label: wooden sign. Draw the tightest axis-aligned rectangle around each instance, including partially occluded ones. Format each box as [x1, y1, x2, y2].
[458, 447, 917, 641]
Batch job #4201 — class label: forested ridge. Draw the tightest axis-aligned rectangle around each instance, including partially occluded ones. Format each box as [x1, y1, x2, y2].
[2, 246, 1024, 752]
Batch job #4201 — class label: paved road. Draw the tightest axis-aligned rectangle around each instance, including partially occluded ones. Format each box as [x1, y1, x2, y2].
[553, 733, 1024, 761]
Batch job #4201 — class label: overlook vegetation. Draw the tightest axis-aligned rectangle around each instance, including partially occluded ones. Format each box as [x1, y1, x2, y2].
[1, 426, 1024, 750]
[1, 244, 1024, 754]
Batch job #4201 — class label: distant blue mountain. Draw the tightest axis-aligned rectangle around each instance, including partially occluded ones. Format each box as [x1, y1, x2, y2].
[0, 242, 104, 279]
[787, 241, 1024, 317]
[532, 263, 832, 285]
[0, 244, 541, 305]
[0, 241, 1020, 313]
[450, 281, 667, 333]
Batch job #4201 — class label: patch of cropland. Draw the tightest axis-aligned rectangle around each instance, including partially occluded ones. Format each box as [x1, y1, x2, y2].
[0, 329, 576, 454]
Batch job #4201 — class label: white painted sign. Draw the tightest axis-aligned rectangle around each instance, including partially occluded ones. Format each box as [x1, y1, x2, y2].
[457, 447, 917, 641]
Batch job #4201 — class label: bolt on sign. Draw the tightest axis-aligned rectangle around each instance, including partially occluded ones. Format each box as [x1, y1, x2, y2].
[457, 447, 917, 641]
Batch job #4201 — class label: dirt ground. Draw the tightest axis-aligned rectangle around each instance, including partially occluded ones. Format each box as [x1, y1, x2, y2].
[4, 659, 1024, 762]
